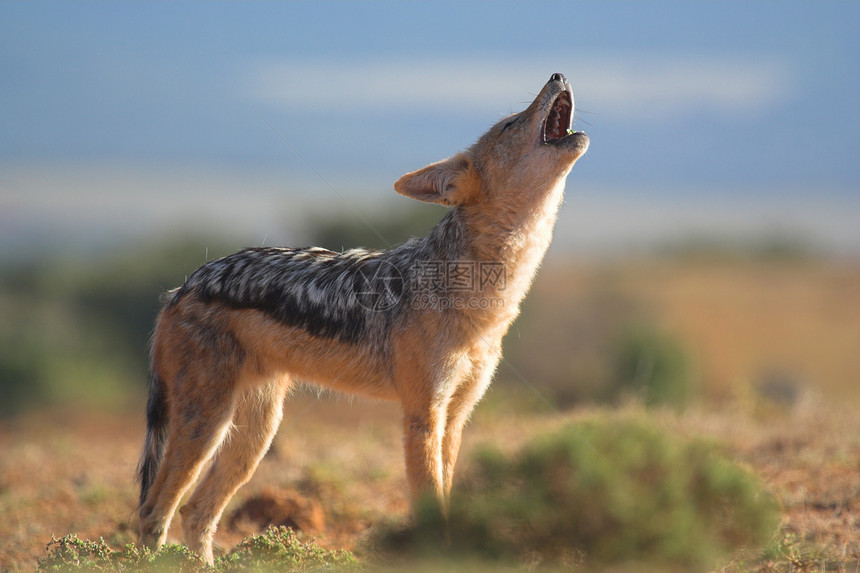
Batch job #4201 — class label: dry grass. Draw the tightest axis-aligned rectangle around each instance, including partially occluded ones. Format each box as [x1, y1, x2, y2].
[2, 396, 859, 571]
[675, 398, 860, 571]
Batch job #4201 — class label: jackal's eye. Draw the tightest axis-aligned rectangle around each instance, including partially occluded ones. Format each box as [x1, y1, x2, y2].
[500, 118, 517, 133]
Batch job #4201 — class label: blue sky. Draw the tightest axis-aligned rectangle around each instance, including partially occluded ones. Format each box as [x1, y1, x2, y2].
[1, 1, 858, 255]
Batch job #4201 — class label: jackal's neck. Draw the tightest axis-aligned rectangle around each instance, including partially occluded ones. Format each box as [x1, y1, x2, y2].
[439, 175, 568, 305]
[469, 176, 565, 261]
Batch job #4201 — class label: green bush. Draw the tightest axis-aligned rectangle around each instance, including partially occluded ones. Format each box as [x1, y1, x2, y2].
[388, 414, 779, 570]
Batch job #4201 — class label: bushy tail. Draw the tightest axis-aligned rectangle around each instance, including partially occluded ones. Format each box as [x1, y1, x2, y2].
[137, 368, 168, 507]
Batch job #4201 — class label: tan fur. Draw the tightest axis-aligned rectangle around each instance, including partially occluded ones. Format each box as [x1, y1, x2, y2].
[138, 74, 588, 563]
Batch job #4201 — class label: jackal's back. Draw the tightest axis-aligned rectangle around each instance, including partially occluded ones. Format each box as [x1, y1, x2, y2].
[170, 246, 406, 344]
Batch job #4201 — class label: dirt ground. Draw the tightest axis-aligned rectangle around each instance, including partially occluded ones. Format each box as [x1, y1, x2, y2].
[1, 391, 859, 572]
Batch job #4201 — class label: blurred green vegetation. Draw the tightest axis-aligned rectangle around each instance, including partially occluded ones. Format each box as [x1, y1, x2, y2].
[656, 232, 820, 262]
[610, 325, 697, 409]
[384, 412, 779, 570]
[503, 271, 641, 407]
[0, 238, 241, 417]
[501, 266, 699, 411]
[307, 202, 447, 251]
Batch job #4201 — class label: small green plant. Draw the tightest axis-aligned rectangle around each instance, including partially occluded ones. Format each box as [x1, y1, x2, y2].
[38, 535, 204, 572]
[219, 526, 356, 571]
[37, 527, 356, 572]
[383, 413, 779, 570]
[39, 535, 121, 571]
[749, 529, 847, 572]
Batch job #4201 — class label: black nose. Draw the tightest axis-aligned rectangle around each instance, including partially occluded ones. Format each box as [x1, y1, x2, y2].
[550, 73, 566, 83]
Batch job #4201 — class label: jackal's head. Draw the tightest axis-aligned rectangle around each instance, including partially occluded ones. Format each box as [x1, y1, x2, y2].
[395, 73, 589, 207]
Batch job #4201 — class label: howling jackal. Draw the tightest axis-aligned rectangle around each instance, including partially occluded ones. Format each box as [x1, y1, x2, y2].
[137, 73, 589, 563]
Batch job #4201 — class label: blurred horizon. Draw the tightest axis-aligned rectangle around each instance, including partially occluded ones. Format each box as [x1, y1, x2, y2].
[2, 1, 859, 262]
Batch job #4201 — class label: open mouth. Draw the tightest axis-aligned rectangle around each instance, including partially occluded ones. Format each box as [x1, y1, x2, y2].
[542, 90, 574, 143]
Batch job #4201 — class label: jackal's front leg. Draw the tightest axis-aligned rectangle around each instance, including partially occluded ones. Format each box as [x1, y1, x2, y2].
[402, 406, 446, 515]
[440, 357, 499, 503]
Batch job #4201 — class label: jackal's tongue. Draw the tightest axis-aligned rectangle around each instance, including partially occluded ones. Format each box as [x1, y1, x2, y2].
[545, 91, 573, 141]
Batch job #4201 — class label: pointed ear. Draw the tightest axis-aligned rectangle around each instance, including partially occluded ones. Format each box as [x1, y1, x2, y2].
[394, 153, 481, 206]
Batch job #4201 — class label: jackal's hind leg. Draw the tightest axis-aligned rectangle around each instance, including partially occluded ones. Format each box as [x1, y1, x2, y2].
[138, 385, 239, 552]
[179, 380, 289, 564]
